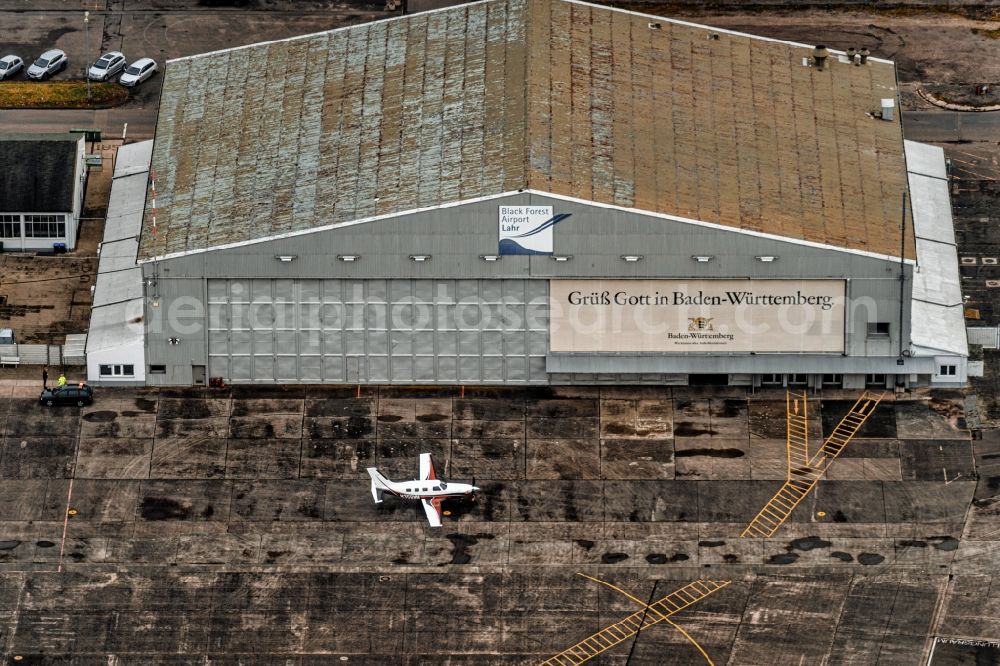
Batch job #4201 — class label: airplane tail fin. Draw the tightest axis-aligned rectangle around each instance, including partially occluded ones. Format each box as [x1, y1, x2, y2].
[367, 467, 391, 504]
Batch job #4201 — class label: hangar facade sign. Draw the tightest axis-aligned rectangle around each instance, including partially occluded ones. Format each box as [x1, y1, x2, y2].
[549, 279, 846, 353]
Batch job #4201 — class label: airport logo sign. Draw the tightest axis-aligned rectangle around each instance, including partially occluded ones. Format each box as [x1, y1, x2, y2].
[498, 205, 571, 255]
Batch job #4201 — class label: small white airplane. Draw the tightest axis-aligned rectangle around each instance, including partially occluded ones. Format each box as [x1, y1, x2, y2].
[367, 453, 479, 527]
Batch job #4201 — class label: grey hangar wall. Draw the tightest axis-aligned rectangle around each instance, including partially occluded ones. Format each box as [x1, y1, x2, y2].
[140, 193, 913, 386]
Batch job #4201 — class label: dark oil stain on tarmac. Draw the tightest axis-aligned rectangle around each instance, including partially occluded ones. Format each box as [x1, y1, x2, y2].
[446, 533, 494, 565]
[857, 553, 885, 565]
[929, 536, 960, 551]
[43, 27, 75, 44]
[673, 423, 717, 437]
[377, 415, 402, 422]
[563, 485, 580, 522]
[723, 554, 740, 563]
[416, 413, 449, 422]
[645, 553, 688, 564]
[832, 510, 848, 522]
[576, 540, 595, 550]
[0, 540, 20, 550]
[35, 541, 55, 548]
[135, 398, 157, 412]
[141, 497, 190, 521]
[717, 400, 746, 418]
[830, 552, 854, 562]
[601, 552, 629, 564]
[699, 540, 726, 547]
[768, 553, 799, 565]
[83, 411, 116, 423]
[321, 416, 372, 439]
[788, 536, 832, 551]
[601, 423, 636, 436]
[178, 399, 215, 419]
[898, 540, 928, 548]
[675, 448, 744, 458]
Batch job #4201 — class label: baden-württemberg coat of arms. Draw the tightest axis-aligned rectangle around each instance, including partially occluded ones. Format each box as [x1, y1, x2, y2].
[688, 317, 714, 332]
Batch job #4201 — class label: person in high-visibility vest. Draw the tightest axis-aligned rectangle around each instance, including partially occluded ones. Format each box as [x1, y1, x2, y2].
[57, 374, 67, 388]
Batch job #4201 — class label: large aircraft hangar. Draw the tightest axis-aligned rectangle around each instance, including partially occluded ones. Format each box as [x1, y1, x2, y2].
[91, 0, 967, 388]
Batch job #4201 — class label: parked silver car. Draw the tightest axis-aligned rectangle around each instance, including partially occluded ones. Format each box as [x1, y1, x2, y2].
[0, 55, 24, 80]
[87, 51, 126, 81]
[119, 57, 157, 87]
[27, 49, 67, 80]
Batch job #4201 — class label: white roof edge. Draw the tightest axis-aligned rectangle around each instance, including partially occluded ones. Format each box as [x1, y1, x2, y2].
[139, 189, 916, 265]
[165, 0, 895, 67]
[904, 140, 948, 180]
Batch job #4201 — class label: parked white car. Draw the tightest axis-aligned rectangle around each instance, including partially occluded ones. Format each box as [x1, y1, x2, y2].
[88, 51, 126, 81]
[0, 55, 24, 80]
[27, 49, 67, 80]
[119, 58, 157, 87]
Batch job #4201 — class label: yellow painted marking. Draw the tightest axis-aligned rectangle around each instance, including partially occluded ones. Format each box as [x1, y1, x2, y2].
[574, 574, 718, 665]
[67, 508, 78, 516]
[742, 392, 884, 538]
[817, 511, 827, 518]
[542, 577, 730, 665]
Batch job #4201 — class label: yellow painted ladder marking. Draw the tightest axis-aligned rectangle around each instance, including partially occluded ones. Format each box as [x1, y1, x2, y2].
[541, 579, 731, 665]
[741, 392, 885, 538]
[786, 390, 811, 479]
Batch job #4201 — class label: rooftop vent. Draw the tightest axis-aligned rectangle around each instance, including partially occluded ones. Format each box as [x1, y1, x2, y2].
[812, 45, 829, 70]
[648, 22, 661, 30]
[859, 48, 870, 65]
[880, 98, 895, 121]
[846, 47, 857, 63]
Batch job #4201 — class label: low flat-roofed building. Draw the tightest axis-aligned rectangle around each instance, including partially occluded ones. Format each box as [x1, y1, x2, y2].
[0, 133, 87, 252]
[86, 140, 151, 386]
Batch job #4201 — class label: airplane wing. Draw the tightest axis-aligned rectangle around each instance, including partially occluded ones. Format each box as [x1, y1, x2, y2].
[419, 452, 436, 480]
[421, 497, 443, 528]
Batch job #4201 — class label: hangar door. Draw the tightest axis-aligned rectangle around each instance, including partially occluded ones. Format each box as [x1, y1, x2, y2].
[207, 278, 549, 384]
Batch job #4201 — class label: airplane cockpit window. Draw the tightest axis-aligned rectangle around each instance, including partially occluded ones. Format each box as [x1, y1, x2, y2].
[433, 485, 441, 491]
[439, 482, 447, 489]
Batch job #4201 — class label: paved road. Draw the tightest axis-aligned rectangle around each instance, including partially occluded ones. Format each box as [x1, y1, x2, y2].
[0, 107, 156, 140]
[903, 110, 1000, 143]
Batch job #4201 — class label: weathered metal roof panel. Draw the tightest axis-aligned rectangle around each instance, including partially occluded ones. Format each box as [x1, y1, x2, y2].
[138, 0, 915, 260]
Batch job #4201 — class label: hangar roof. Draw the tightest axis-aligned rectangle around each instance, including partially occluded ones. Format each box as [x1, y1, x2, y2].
[138, 0, 914, 260]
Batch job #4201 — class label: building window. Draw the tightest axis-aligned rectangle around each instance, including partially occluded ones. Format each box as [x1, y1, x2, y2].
[23, 214, 66, 238]
[99, 364, 134, 377]
[760, 374, 782, 386]
[939, 365, 956, 376]
[866, 373, 887, 387]
[788, 373, 808, 386]
[0, 214, 20, 238]
[867, 322, 890, 337]
[149, 364, 166, 374]
[822, 374, 843, 386]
